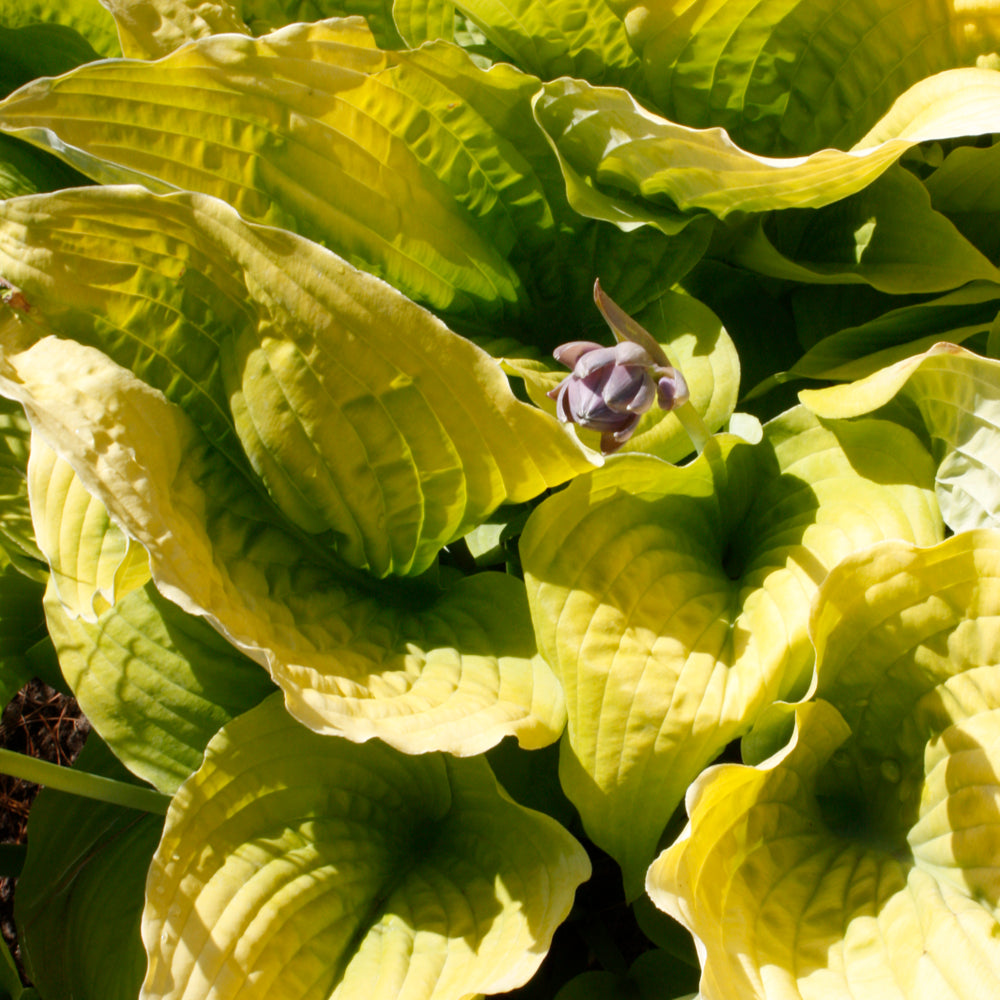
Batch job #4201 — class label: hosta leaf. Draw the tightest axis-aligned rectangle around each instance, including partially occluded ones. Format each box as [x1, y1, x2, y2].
[727, 164, 1000, 292]
[0, 0, 121, 58]
[448, 0, 642, 89]
[0, 22, 103, 97]
[648, 532, 1000, 1000]
[141, 694, 590, 1000]
[925, 138, 1000, 263]
[0, 21, 562, 323]
[801, 344, 1000, 534]
[0, 396, 43, 573]
[0, 551, 46, 706]
[856, 65, 1000, 146]
[531, 69, 1000, 225]
[762, 283, 1000, 388]
[44, 572, 275, 793]
[15, 735, 164, 1000]
[102, 0, 250, 59]
[611, 0, 1000, 156]
[0, 332, 568, 754]
[925, 137, 1000, 213]
[521, 407, 943, 894]
[28, 435, 150, 622]
[0, 133, 91, 199]
[392, 0, 455, 46]
[0, 187, 595, 578]
[244, 0, 404, 46]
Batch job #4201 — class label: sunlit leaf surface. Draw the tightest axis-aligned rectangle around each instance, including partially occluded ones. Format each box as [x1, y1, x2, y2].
[141, 694, 591, 1000]
[649, 532, 1000, 1000]
[0, 329, 568, 753]
[0, 20, 568, 322]
[521, 407, 942, 893]
[102, 0, 250, 59]
[532, 69, 1000, 225]
[802, 344, 1000, 534]
[28, 436, 150, 622]
[45, 575, 276, 794]
[0, 186, 596, 578]
[611, 0, 1000, 154]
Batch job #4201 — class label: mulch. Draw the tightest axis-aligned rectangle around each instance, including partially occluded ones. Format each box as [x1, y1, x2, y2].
[0, 679, 89, 983]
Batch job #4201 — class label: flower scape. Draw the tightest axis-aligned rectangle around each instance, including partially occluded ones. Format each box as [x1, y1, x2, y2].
[1, 2, 1000, 1000]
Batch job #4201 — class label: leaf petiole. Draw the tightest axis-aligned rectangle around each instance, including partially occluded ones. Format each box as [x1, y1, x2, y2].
[0, 747, 170, 814]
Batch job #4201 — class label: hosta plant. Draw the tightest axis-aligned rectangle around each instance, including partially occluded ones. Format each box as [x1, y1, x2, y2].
[0, 0, 999, 998]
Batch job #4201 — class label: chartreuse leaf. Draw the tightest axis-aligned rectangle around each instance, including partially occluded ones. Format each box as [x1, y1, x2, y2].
[648, 531, 1000, 1000]
[243, 0, 404, 47]
[31, 442, 276, 792]
[392, 0, 455, 46]
[45, 577, 277, 794]
[727, 163, 1000, 292]
[0, 187, 595, 579]
[521, 407, 943, 895]
[610, 0, 1000, 156]
[15, 734, 164, 1000]
[141, 693, 590, 1000]
[27, 437, 273, 792]
[0, 0, 121, 58]
[28, 435, 150, 622]
[0, 20, 561, 323]
[443, 0, 641, 88]
[0, 332, 567, 754]
[0, 396, 44, 574]
[101, 0, 250, 59]
[531, 69, 1000, 226]
[760, 283, 1000, 389]
[801, 344, 1000, 535]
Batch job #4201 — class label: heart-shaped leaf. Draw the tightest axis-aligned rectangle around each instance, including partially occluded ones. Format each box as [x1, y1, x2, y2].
[0, 186, 596, 578]
[648, 531, 1000, 999]
[521, 407, 943, 893]
[0, 330, 568, 754]
[801, 344, 1000, 535]
[142, 693, 591, 1000]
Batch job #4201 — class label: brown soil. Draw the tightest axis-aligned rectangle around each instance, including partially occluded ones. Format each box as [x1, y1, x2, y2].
[0, 679, 89, 982]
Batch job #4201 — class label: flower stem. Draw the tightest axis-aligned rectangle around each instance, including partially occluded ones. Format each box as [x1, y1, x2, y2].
[674, 401, 711, 456]
[0, 747, 170, 814]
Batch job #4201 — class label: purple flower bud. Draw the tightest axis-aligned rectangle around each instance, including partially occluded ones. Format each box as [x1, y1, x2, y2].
[547, 283, 690, 454]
